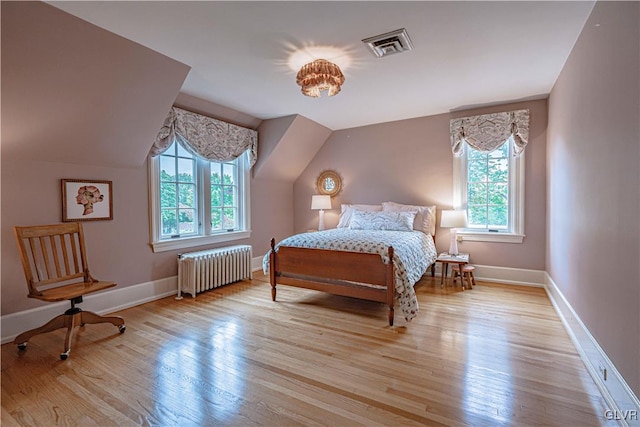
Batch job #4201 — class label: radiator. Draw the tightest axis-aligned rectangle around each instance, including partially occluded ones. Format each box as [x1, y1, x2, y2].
[177, 245, 252, 299]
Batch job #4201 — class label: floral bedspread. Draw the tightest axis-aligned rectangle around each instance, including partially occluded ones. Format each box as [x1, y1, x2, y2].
[262, 229, 437, 322]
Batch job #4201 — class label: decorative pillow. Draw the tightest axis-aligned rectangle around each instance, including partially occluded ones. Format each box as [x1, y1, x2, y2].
[337, 204, 383, 228]
[382, 201, 436, 236]
[349, 210, 417, 232]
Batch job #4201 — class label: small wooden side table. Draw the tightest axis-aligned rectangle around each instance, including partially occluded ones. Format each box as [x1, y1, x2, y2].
[436, 253, 470, 290]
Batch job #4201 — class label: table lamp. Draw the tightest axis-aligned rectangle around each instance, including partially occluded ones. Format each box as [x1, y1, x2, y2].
[440, 210, 467, 255]
[311, 195, 332, 230]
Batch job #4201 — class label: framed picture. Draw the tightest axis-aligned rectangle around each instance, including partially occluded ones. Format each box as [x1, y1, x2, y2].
[62, 179, 113, 221]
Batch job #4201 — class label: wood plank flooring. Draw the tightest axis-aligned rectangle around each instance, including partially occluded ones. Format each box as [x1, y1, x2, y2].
[1, 273, 614, 426]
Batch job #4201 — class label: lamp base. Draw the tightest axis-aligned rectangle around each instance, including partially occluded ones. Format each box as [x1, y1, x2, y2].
[448, 229, 459, 255]
[318, 210, 325, 231]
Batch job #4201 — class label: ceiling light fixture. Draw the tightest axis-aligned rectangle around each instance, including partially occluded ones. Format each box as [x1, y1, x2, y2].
[296, 59, 345, 98]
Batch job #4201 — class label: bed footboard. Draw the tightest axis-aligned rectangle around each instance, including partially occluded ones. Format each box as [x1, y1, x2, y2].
[269, 238, 396, 325]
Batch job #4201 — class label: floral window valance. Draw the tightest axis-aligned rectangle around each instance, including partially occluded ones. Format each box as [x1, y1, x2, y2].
[151, 107, 257, 167]
[450, 109, 529, 157]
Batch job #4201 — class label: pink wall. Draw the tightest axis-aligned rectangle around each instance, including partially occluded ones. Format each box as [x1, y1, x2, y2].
[1, 1, 187, 316]
[294, 99, 548, 270]
[1, 160, 175, 312]
[254, 115, 332, 182]
[547, 1, 639, 395]
[0, 98, 294, 316]
[0, 4, 294, 316]
[1, 2, 190, 168]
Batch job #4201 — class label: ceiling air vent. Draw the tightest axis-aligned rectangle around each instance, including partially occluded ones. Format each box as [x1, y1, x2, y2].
[362, 28, 413, 58]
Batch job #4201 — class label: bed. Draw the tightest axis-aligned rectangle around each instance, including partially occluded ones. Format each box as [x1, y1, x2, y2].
[263, 202, 438, 325]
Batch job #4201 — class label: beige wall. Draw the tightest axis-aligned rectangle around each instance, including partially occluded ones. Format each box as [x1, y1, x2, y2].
[547, 1, 640, 395]
[294, 99, 548, 270]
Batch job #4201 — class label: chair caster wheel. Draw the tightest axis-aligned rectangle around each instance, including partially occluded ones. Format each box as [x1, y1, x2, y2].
[118, 325, 126, 334]
[17, 343, 27, 350]
[60, 352, 69, 360]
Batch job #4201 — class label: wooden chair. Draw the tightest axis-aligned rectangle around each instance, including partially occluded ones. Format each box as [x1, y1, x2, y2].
[13, 223, 125, 360]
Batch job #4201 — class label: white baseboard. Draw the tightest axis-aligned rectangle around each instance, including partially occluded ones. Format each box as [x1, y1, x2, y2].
[545, 273, 640, 426]
[1, 276, 178, 344]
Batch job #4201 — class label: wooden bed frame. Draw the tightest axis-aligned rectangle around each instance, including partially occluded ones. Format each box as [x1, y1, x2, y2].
[269, 238, 397, 325]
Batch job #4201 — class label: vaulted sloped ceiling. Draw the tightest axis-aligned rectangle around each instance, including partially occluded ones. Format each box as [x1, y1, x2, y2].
[254, 115, 332, 182]
[1, 1, 190, 168]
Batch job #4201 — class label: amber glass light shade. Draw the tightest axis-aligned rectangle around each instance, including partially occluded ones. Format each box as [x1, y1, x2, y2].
[296, 59, 345, 98]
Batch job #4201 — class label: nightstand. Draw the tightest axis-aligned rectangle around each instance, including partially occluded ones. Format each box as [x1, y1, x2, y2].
[436, 253, 470, 290]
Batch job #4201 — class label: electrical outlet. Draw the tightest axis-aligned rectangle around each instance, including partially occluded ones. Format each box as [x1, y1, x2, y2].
[598, 362, 607, 381]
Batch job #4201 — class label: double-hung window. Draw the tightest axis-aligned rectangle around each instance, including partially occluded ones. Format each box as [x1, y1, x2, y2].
[149, 140, 250, 252]
[453, 137, 525, 243]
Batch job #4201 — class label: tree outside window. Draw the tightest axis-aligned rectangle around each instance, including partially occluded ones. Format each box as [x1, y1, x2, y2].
[466, 143, 509, 231]
[210, 162, 238, 231]
[159, 144, 197, 237]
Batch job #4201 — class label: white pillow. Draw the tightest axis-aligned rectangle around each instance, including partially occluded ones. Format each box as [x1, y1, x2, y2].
[382, 201, 436, 235]
[349, 210, 416, 232]
[337, 204, 382, 228]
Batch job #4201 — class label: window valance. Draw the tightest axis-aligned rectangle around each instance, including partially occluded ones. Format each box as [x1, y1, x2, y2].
[450, 109, 529, 157]
[151, 107, 257, 167]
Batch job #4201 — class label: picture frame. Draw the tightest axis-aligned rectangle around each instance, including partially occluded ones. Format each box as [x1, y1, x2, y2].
[62, 179, 113, 221]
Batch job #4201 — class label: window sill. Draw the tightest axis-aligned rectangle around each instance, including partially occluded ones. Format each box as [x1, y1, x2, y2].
[151, 230, 251, 253]
[458, 231, 524, 244]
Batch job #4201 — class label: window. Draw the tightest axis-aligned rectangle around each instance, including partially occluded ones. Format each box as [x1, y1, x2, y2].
[159, 142, 197, 238]
[149, 140, 250, 252]
[453, 137, 524, 243]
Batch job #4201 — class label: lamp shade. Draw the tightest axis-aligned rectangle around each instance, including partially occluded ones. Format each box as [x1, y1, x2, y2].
[311, 195, 331, 210]
[441, 210, 467, 228]
[296, 59, 345, 98]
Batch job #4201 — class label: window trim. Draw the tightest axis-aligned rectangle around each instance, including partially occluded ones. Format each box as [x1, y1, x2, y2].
[148, 150, 251, 253]
[453, 140, 525, 244]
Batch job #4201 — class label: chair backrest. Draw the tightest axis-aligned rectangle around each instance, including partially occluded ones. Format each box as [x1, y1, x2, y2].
[14, 223, 91, 296]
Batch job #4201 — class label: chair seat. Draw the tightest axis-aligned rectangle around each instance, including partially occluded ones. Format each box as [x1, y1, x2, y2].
[29, 280, 116, 302]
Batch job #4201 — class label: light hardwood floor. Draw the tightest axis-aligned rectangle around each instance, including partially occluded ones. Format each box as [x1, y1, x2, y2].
[2, 273, 614, 426]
